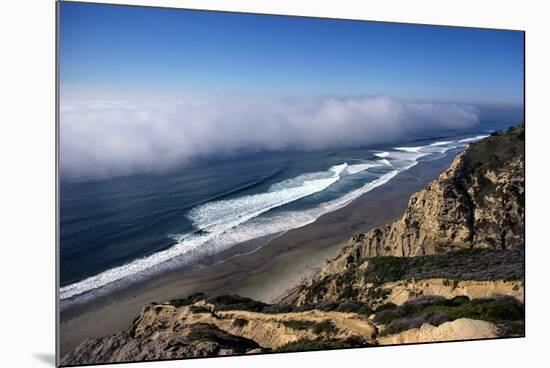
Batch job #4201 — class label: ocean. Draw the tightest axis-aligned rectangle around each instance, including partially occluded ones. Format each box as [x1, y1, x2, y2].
[59, 125, 506, 308]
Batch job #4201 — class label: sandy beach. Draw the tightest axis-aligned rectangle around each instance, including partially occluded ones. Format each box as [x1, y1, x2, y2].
[59, 151, 459, 357]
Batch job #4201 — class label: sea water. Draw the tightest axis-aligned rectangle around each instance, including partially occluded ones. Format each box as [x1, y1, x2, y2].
[59, 127, 499, 307]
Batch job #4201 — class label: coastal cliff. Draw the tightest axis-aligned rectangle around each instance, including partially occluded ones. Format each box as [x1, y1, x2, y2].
[61, 125, 525, 366]
[62, 293, 378, 365]
[321, 125, 524, 275]
[280, 125, 524, 308]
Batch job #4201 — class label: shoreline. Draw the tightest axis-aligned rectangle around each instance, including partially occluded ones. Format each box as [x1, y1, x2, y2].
[59, 150, 460, 357]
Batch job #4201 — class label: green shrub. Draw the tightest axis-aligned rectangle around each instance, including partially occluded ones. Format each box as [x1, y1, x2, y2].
[339, 286, 358, 299]
[208, 294, 268, 312]
[374, 296, 523, 331]
[275, 337, 369, 352]
[448, 295, 470, 306]
[362, 248, 523, 286]
[334, 301, 373, 315]
[498, 320, 525, 336]
[189, 305, 211, 314]
[367, 287, 391, 300]
[483, 297, 524, 321]
[281, 320, 315, 331]
[168, 292, 206, 308]
[375, 302, 398, 312]
[312, 320, 338, 335]
[315, 301, 340, 312]
[232, 318, 249, 328]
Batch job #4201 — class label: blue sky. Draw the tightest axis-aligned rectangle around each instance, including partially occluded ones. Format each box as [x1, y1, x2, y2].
[59, 2, 524, 106]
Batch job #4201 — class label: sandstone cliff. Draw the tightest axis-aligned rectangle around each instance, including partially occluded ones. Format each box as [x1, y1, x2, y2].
[377, 318, 499, 345]
[310, 125, 524, 280]
[61, 294, 377, 365]
[62, 291, 523, 365]
[280, 247, 524, 307]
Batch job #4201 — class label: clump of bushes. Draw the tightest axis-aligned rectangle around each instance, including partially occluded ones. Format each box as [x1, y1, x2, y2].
[204, 295, 322, 314]
[362, 248, 523, 286]
[189, 305, 211, 314]
[232, 318, 249, 328]
[207, 295, 268, 313]
[168, 292, 206, 308]
[363, 257, 406, 285]
[373, 295, 524, 336]
[281, 320, 315, 331]
[375, 302, 398, 313]
[463, 125, 524, 175]
[497, 320, 524, 336]
[383, 312, 450, 336]
[334, 301, 373, 315]
[279, 319, 338, 335]
[367, 287, 391, 301]
[314, 301, 340, 312]
[312, 320, 338, 335]
[275, 337, 369, 352]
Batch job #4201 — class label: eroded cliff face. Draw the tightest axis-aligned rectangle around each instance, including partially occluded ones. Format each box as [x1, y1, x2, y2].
[61, 322, 262, 365]
[377, 318, 499, 345]
[316, 126, 524, 277]
[61, 295, 377, 366]
[62, 290, 523, 365]
[280, 247, 524, 307]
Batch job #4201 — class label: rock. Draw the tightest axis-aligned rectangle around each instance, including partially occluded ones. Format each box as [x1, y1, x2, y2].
[285, 247, 524, 308]
[382, 279, 524, 306]
[61, 323, 263, 365]
[62, 298, 378, 364]
[377, 318, 499, 345]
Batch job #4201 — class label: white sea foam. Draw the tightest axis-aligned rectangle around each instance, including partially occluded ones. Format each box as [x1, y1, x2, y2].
[210, 168, 401, 248]
[345, 162, 382, 175]
[459, 134, 490, 143]
[394, 140, 462, 159]
[60, 133, 489, 302]
[378, 158, 392, 167]
[61, 163, 352, 300]
[189, 163, 348, 231]
[430, 141, 454, 146]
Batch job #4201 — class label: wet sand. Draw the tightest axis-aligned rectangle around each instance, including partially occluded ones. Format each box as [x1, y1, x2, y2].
[59, 151, 458, 357]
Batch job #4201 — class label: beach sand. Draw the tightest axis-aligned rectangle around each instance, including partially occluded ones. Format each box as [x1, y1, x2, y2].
[59, 151, 458, 357]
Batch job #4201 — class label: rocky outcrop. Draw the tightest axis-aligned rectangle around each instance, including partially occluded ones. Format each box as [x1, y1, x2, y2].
[61, 323, 262, 365]
[61, 295, 377, 365]
[322, 126, 524, 275]
[281, 247, 524, 307]
[377, 318, 499, 345]
[62, 292, 523, 365]
[381, 279, 523, 306]
[275, 126, 525, 339]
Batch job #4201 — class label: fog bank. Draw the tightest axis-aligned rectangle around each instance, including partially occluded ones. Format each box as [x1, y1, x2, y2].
[60, 95, 479, 178]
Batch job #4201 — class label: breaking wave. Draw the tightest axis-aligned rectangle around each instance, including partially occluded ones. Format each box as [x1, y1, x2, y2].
[60, 133, 488, 303]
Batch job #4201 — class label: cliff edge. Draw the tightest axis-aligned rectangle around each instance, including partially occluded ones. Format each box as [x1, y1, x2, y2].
[311, 125, 524, 279]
